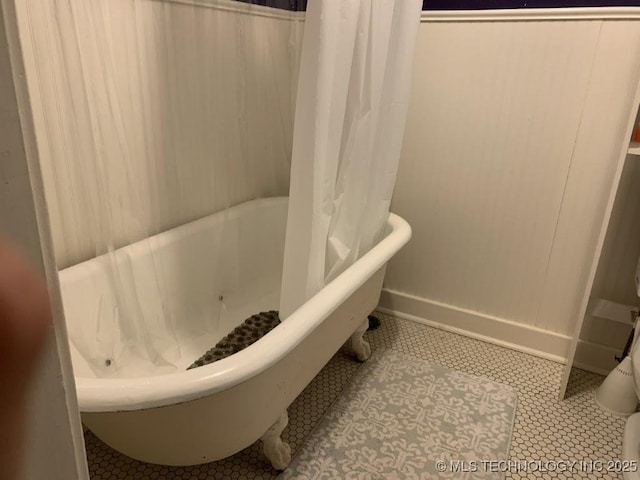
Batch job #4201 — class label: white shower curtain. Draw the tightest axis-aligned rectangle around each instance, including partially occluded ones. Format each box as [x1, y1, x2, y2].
[279, 0, 422, 319]
[23, 0, 418, 375]
[21, 0, 301, 376]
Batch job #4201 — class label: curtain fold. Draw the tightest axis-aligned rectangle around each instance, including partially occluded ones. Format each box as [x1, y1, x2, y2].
[279, 0, 421, 319]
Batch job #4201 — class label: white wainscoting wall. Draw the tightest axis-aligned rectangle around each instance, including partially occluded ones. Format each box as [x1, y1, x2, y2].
[381, 12, 640, 372]
[17, 1, 640, 373]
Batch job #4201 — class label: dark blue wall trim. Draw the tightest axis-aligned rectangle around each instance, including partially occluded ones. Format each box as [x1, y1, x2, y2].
[423, 0, 640, 8]
[237, 0, 639, 11]
[235, 0, 306, 11]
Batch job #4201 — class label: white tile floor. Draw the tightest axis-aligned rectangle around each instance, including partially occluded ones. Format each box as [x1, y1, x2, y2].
[84, 312, 627, 479]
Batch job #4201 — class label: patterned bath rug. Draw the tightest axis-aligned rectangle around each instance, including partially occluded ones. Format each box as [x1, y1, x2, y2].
[280, 350, 517, 479]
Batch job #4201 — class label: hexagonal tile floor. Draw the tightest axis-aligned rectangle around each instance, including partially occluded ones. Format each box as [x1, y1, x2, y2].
[83, 312, 626, 479]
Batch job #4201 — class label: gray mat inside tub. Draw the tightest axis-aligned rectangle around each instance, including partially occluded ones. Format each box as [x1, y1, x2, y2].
[187, 310, 281, 370]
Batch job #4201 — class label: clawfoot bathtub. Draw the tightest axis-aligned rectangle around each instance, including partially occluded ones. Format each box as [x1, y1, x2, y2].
[59, 197, 411, 469]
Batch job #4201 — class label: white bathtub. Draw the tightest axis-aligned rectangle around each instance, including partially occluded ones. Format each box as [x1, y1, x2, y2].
[59, 197, 411, 467]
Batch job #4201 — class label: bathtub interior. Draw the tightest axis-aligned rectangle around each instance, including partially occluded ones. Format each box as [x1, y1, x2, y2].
[59, 198, 288, 380]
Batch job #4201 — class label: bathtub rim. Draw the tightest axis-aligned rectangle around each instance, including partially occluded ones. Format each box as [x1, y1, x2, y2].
[70, 204, 411, 412]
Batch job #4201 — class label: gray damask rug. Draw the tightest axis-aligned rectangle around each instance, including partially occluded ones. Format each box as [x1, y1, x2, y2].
[280, 350, 517, 479]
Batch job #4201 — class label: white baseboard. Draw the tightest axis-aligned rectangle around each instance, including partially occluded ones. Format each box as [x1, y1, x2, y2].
[378, 289, 619, 375]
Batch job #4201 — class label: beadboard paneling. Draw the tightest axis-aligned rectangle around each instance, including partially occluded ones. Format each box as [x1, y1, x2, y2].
[384, 19, 640, 339]
[386, 20, 600, 331]
[16, 0, 302, 268]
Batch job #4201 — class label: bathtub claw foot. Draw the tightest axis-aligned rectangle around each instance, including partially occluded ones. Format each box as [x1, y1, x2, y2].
[351, 318, 371, 362]
[261, 411, 291, 471]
